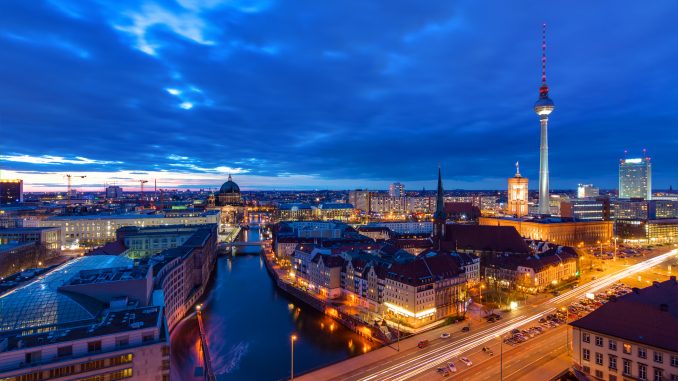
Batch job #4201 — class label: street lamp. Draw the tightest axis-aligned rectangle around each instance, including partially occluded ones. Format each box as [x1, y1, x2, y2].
[290, 334, 297, 380]
[496, 333, 504, 380]
[561, 306, 569, 355]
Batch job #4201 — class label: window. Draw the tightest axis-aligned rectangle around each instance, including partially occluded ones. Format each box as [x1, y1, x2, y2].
[655, 368, 663, 381]
[640, 363, 648, 380]
[596, 352, 604, 365]
[583, 348, 591, 361]
[670, 375, 678, 381]
[624, 343, 632, 354]
[656, 352, 664, 364]
[596, 370, 604, 378]
[116, 336, 129, 348]
[142, 334, 154, 342]
[88, 340, 102, 353]
[609, 355, 618, 370]
[609, 340, 617, 351]
[624, 359, 632, 376]
[672, 356, 678, 367]
[57, 345, 73, 358]
[639, 347, 648, 359]
[24, 351, 42, 364]
[596, 336, 604, 347]
[610, 375, 617, 381]
[583, 332, 591, 343]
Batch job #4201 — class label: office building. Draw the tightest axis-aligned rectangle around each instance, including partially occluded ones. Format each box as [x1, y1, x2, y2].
[614, 199, 678, 220]
[578, 184, 600, 198]
[0, 180, 23, 205]
[619, 156, 652, 200]
[570, 277, 678, 381]
[37, 210, 219, 247]
[389, 182, 405, 197]
[507, 162, 529, 217]
[561, 197, 611, 221]
[105, 185, 124, 199]
[616, 219, 678, 245]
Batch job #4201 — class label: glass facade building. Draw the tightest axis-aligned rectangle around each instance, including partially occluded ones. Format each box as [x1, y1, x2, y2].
[618, 157, 651, 200]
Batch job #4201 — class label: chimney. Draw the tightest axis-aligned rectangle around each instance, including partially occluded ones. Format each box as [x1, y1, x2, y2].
[653, 281, 660, 287]
[632, 287, 640, 294]
[660, 304, 669, 312]
[671, 275, 676, 283]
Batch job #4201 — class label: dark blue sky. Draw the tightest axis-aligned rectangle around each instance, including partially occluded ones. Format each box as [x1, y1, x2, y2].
[1, 0, 677, 191]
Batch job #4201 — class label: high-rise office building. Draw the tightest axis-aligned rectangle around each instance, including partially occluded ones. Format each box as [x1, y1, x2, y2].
[534, 24, 555, 215]
[0, 179, 23, 204]
[389, 182, 405, 197]
[577, 184, 599, 198]
[105, 185, 124, 199]
[507, 162, 529, 217]
[619, 156, 652, 200]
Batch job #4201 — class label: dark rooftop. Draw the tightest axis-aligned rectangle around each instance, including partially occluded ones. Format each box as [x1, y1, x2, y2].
[570, 277, 678, 353]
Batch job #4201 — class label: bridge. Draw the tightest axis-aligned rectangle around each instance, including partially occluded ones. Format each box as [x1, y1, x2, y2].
[220, 241, 267, 247]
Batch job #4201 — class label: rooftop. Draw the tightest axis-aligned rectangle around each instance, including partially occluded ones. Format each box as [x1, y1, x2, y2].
[3, 306, 163, 352]
[0, 255, 133, 333]
[570, 277, 678, 353]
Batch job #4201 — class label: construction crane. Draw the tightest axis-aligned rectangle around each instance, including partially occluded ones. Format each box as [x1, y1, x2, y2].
[64, 174, 87, 200]
[138, 180, 149, 202]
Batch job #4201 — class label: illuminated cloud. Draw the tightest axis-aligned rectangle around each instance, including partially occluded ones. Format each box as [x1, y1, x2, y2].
[0, 154, 122, 166]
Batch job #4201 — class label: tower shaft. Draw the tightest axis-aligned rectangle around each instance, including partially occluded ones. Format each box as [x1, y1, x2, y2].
[538, 116, 550, 214]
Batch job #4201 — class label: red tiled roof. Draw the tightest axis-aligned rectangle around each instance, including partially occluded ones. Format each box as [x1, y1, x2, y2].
[88, 240, 127, 256]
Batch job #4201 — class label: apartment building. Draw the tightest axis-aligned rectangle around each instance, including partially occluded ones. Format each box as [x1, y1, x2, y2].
[571, 277, 678, 381]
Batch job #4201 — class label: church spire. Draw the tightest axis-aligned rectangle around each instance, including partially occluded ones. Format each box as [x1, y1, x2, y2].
[434, 165, 445, 220]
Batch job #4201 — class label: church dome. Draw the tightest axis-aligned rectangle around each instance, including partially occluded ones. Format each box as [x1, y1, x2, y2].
[219, 175, 240, 194]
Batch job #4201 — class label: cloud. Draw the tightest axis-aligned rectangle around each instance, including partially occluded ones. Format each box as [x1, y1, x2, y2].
[0, 154, 122, 165]
[1, 1, 677, 190]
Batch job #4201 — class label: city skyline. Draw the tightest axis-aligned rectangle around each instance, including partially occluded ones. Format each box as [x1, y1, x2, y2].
[2, 1, 678, 191]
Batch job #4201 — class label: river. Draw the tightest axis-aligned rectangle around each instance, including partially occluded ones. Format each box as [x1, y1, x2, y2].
[171, 227, 375, 380]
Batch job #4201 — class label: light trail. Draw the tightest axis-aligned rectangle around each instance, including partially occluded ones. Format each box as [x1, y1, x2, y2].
[352, 249, 677, 381]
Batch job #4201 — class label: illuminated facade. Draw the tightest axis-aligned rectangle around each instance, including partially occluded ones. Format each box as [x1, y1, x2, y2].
[616, 219, 678, 245]
[619, 156, 652, 200]
[479, 216, 613, 246]
[0, 179, 23, 205]
[507, 162, 529, 217]
[389, 182, 405, 197]
[577, 184, 600, 198]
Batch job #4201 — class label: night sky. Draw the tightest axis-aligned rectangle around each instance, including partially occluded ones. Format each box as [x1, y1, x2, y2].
[1, 1, 677, 191]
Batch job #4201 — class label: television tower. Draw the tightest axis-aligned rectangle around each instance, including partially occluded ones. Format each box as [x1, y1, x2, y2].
[534, 23, 555, 215]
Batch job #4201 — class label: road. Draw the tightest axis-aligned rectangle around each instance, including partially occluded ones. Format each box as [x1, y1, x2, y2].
[298, 248, 677, 381]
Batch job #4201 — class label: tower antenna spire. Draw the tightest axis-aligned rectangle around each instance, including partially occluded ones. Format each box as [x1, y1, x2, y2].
[539, 23, 550, 99]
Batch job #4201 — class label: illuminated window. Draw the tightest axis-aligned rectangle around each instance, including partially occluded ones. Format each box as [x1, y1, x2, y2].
[623, 343, 632, 354]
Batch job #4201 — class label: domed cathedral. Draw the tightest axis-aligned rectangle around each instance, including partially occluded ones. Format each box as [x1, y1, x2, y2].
[218, 174, 242, 206]
[209, 174, 245, 229]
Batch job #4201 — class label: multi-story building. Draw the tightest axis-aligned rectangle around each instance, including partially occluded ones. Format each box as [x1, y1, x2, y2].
[276, 203, 315, 221]
[0, 227, 62, 251]
[0, 179, 23, 205]
[105, 185, 124, 199]
[507, 165, 529, 217]
[578, 184, 600, 198]
[619, 156, 652, 200]
[479, 216, 614, 246]
[483, 242, 579, 292]
[315, 203, 354, 221]
[348, 190, 374, 212]
[37, 210, 219, 247]
[389, 183, 405, 198]
[614, 199, 678, 220]
[570, 277, 678, 381]
[561, 197, 611, 221]
[0, 255, 171, 380]
[616, 219, 678, 245]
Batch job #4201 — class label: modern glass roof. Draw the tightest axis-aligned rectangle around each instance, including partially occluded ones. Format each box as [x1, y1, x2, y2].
[0, 255, 133, 333]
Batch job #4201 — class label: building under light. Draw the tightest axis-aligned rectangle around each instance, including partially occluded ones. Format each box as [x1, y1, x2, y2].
[507, 162, 529, 217]
[389, 182, 405, 198]
[0, 179, 23, 205]
[619, 156, 652, 200]
[577, 184, 600, 198]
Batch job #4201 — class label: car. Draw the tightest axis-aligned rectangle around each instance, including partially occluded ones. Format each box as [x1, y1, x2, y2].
[462, 326, 470, 332]
[487, 317, 495, 323]
[460, 357, 473, 366]
[436, 367, 450, 377]
[418, 340, 429, 349]
[448, 363, 457, 372]
[440, 333, 451, 339]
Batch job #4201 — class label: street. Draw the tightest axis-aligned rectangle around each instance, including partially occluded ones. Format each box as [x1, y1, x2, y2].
[297, 248, 678, 381]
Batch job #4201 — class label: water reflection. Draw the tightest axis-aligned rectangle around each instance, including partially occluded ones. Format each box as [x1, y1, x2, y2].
[171, 228, 374, 380]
